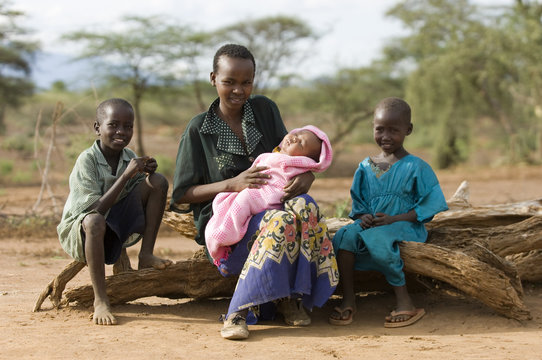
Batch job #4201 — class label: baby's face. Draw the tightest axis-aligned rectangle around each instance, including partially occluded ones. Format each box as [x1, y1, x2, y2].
[280, 130, 321, 161]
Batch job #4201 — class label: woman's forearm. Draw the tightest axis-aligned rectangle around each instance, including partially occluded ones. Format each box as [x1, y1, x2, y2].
[175, 179, 233, 204]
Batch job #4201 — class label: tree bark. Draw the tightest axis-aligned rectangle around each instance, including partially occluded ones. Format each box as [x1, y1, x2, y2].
[506, 250, 542, 283]
[33, 260, 86, 312]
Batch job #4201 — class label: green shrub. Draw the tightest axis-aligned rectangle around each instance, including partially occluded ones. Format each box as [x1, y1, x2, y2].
[64, 133, 95, 163]
[154, 154, 175, 179]
[1, 134, 34, 155]
[0, 159, 14, 175]
[11, 170, 34, 184]
[332, 199, 351, 218]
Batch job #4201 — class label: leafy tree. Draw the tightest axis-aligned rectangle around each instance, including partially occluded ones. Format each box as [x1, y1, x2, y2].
[166, 31, 214, 112]
[215, 16, 317, 94]
[503, 0, 542, 162]
[384, 0, 527, 168]
[0, 1, 38, 134]
[63, 15, 193, 155]
[304, 61, 404, 159]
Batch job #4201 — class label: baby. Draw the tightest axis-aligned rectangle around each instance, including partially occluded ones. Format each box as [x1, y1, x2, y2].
[205, 125, 332, 266]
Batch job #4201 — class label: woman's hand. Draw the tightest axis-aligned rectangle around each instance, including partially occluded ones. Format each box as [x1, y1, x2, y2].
[228, 166, 271, 192]
[281, 171, 315, 202]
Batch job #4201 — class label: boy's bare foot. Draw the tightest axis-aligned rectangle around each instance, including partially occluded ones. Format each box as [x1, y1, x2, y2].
[92, 300, 117, 325]
[138, 254, 172, 270]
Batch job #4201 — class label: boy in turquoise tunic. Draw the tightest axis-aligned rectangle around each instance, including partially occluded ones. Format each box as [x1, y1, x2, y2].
[329, 97, 448, 328]
[57, 98, 171, 325]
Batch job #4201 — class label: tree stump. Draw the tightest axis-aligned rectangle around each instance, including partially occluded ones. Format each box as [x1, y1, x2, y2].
[34, 181, 541, 321]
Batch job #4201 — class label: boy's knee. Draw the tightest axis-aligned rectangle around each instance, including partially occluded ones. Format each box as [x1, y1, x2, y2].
[82, 213, 106, 235]
[147, 172, 168, 193]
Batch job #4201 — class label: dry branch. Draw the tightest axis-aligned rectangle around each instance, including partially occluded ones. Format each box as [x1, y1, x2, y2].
[507, 250, 542, 283]
[33, 102, 63, 216]
[429, 216, 542, 257]
[400, 241, 529, 320]
[63, 251, 236, 308]
[33, 260, 86, 312]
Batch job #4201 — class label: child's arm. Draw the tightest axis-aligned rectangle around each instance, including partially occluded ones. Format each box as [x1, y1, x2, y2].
[372, 209, 417, 227]
[89, 156, 148, 215]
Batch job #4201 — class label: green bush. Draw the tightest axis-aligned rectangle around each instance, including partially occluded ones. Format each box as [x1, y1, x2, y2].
[0, 159, 14, 176]
[332, 199, 351, 218]
[11, 170, 34, 184]
[1, 134, 34, 155]
[64, 133, 95, 163]
[154, 154, 175, 179]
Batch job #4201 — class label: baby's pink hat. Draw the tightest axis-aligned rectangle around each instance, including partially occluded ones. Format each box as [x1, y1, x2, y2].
[288, 125, 333, 172]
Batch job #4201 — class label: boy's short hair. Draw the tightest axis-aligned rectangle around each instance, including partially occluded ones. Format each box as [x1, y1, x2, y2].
[213, 44, 256, 74]
[96, 98, 134, 124]
[375, 97, 411, 123]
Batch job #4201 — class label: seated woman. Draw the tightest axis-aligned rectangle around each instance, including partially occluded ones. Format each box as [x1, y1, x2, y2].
[170, 44, 338, 340]
[205, 125, 333, 267]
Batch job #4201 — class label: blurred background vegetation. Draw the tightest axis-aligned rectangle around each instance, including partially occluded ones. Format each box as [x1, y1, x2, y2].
[1, 0, 542, 190]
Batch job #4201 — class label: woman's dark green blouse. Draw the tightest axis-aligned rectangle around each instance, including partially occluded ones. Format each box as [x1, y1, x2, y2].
[170, 95, 287, 245]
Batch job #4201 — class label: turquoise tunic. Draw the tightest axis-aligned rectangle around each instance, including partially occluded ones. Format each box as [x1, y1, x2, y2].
[332, 155, 448, 286]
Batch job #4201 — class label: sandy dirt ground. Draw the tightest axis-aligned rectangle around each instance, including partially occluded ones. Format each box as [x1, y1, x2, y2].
[1, 166, 542, 360]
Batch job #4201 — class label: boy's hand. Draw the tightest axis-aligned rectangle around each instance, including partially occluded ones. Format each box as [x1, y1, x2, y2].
[143, 157, 157, 174]
[125, 156, 150, 178]
[359, 214, 374, 229]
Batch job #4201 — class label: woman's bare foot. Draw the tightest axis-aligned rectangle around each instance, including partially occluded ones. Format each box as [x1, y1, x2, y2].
[93, 299, 117, 325]
[138, 254, 172, 270]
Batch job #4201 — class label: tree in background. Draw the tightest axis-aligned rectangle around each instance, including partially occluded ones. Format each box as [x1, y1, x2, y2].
[504, 0, 542, 162]
[384, 0, 489, 168]
[304, 62, 404, 160]
[0, 0, 38, 134]
[165, 30, 214, 112]
[384, 0, 542, 168]
[63, 16, 193, 155]
[216, 15, 317, 94]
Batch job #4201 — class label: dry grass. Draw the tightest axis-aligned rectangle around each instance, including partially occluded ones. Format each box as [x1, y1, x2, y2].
[0, 215, 59, 239]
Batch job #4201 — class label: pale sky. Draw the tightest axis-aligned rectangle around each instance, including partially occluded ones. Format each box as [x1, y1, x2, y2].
[15, 0, 512, 88]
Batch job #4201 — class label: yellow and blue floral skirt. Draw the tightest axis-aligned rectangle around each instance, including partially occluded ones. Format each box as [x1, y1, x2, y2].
[217, 194, 339, 323]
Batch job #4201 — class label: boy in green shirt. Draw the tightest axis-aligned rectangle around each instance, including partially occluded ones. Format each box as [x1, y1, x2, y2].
[57, 98, 171, 325]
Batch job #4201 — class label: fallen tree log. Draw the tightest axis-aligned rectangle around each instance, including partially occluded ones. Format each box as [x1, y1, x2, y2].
[33, 260, 86, 312]
[506, 250, 542, 283]
[34, 181, 539, 321]
[62, 250, 238, 307]
[428, 216, 542, 257]
[57, 240, 531, 320]
[400, 241, 529, 320]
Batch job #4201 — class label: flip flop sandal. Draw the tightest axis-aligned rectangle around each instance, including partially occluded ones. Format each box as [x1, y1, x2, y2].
[384, 308, 426, 328]
[329, 306, 356, 326]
